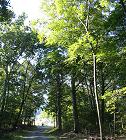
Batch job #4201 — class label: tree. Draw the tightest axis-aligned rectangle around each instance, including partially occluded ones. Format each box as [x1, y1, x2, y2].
[38, 45, 66, 132]
[0, 0, 14, 22]
[40, 0, 126, 137]
[0, 14, 44, 129]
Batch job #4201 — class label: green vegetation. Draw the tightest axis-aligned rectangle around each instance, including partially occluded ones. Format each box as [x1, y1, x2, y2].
[0, 0, 14, 22]
[0, 0, 126, 139]
[0, 130, 28, 140]
[42, 127, 59, 139]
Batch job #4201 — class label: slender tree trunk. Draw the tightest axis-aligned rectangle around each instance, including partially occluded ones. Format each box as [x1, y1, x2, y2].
[89, 81, 96, 110]
[101, 70, 105, 131]
[13, 75, 33, 129]
[85, 75, 95, 112]
[0, 65, 9, 128]
[55, 112, 58, 127]
[1, 65, 8, 113]
[71, 73, 79, 133]
[99, 63, 105, 131]
[113, 111, 116, 137]
[13, 81, 26, 129]
[121, 117, 124, 130]
[93, 54, 103, 140]
[54, 116, 56, 128]
[56, 74, 62, 132]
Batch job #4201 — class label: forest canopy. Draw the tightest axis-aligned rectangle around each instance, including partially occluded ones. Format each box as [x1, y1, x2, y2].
[0, 0, 126, 139]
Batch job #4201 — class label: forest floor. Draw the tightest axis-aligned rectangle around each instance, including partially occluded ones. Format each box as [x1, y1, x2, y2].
[0, 126, 126, 140]
[0, 126, 57, 140]
[17, 126, 58, 140]
[15, 127, 126, 140]
[59, 131, 126, 140]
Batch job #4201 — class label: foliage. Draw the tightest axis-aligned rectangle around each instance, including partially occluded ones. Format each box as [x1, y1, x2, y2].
[0, 14, 44, 129]
[39, 0, 126, 135]
[0, 0, 14, 22]
[103, 87, 126, 114]
[0, 0, 126, 137]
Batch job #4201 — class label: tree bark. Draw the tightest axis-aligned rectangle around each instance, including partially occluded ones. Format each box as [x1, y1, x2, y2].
[101, 68, 105, 130]
[71, 72, 79, 133]
[56, 73, 62, 132]
[0, 64, 9, 128]
[1, 65, 8, 113]
[93, 54, 103, 140]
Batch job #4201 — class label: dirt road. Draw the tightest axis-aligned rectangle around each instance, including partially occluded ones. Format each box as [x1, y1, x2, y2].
[20, 126, 57, 140]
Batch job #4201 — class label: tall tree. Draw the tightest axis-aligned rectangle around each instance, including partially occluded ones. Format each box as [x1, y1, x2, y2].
[40, 0, 126, 136]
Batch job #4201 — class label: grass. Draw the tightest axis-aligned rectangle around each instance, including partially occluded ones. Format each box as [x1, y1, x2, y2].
[0, 126, 36, 140]
[0, 130, 27, 140]
[42, 127, 59, 140]
[43, 127, 59, 135]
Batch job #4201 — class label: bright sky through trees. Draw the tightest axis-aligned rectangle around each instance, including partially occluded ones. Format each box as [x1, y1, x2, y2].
[10, 0, 42, 20]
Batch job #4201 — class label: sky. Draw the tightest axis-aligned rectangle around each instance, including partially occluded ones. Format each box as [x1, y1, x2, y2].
[10, 0, 43, 21]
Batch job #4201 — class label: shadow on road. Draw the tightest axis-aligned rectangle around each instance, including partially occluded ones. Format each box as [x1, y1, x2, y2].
[16, 126, 57, 140]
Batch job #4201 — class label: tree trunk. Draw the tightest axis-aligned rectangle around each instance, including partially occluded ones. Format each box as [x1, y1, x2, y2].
[13, 81, 26, 129]
[71, 73, 79, 133]
[101, 70, 105, 130]
[0, 64, 9, 128]
[113, 111, 116, 137]
[56, 74, 62, 132]
[1, 65, 8, 113]
[13, 75, 33, 129]
[93, 54, 103, 140]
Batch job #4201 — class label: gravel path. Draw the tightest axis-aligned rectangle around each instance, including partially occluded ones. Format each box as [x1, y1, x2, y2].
[21, 126, 56, 140]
